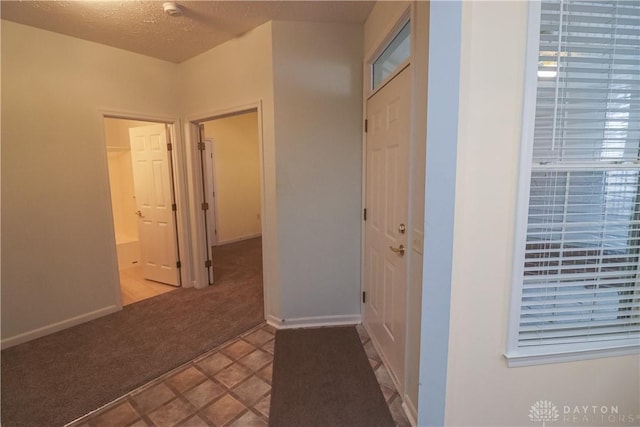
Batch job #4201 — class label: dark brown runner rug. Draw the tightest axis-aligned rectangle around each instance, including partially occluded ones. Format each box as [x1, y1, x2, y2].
[269, 326, 394, 427]
[1, 238, 264, 427]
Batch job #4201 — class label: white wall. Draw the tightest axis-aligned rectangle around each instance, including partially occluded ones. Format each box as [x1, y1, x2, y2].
[1, 21, 181, 346]
[204, 112, 262, 244]
[444, 2, 640, 425]
[270, 21, 363, 325]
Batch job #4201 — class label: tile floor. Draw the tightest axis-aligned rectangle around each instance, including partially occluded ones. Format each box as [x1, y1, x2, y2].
[119, 266, 177, 306]
[67, 324, 411, 427]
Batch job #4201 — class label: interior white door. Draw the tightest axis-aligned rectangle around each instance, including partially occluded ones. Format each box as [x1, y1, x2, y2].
[129, 124, 180, 286]
[363, 65, 411, 390]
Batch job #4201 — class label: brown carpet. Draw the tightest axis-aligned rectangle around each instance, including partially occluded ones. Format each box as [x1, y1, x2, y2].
[1, 237, 264, 427]
[269, 326, 395, 427]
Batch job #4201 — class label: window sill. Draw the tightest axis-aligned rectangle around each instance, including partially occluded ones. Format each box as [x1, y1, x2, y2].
[504, 345, 639, 367]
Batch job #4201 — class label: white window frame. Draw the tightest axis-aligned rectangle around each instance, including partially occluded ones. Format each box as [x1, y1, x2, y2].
[506, 0, 640, 367]
[367, 11, 411, 99]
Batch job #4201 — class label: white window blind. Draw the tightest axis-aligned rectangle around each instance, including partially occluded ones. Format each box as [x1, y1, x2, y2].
[510, 0, 640, 364]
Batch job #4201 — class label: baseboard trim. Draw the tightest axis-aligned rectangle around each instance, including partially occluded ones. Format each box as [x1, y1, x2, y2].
[266, 314, 361, 330]
[403, 394, 418, 427]
[1, 305, 121, 349]
[216, 233, 262, 246]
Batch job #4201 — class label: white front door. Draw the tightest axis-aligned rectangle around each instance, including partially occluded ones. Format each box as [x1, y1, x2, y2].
[363, 65, 411, 390]
[129, 124, 180, 286]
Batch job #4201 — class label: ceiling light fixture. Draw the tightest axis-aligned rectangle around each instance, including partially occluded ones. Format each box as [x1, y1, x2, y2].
[163, 2, 182, 17]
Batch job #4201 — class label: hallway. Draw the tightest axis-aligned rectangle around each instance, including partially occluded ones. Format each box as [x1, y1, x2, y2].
[1, 239, 264, 427]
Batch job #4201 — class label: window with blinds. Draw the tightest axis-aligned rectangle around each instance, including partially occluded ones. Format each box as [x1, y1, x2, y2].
[508, 0, 640, 365]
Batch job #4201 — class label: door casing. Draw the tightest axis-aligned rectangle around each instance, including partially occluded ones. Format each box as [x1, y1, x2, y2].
[101, 111, 191, 303]
[185, 102, 269, 317]
[361, 4, 414, 402]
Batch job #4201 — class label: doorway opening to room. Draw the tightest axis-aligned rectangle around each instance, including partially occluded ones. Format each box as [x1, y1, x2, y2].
[103, 117, 182, 305]
[192, 108, 264, 306]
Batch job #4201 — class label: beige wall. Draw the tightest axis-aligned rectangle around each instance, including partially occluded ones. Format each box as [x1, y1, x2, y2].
[444, 2, 640, 425]
[1, 21, 181, 346]
[271, 21, 363, 324]
[204, 112, 262, 244]
[364, 1, 411, 61]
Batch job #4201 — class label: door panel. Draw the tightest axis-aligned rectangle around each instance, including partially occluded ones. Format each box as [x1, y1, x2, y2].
[129, 124, 180, 286]
[364, 65, 411, 391]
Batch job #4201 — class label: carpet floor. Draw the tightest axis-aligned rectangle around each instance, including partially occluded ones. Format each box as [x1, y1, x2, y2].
[269, 326, 395, 427]
[1, 237, 264, 427]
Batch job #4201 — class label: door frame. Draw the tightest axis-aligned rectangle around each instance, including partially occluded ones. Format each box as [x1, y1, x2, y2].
[202, 137, 219, 248]
[100, 111, 191, 301]
[185, 102, 268, 302]
[361, 1, 414, 407]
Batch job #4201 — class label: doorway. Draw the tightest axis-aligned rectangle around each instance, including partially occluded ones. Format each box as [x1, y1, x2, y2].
[195, 109, 264, 290]
[362, 14, 412, 397]
[103, 117, 181, 305]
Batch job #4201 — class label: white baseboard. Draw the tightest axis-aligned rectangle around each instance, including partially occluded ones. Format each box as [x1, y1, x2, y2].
[216, 233, 262, 246]
[266, 314, 282, 329]
[266, 313, 361, 330]
[1, 305, 121, 349]
[403, 394, 418, 427]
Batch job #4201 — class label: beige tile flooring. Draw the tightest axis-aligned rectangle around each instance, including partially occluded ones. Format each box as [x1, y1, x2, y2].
[67, 324, 411, 427]
[120, 266, 178, 306]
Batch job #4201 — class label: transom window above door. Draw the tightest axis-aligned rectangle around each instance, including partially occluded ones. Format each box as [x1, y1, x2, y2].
[372, 20, 411, 91]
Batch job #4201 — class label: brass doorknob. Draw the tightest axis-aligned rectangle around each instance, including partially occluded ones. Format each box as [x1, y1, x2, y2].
[389, 244, 405, 256]
[135, 210, 145, 218]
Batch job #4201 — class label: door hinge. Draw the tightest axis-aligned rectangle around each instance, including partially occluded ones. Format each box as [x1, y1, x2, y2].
[205, 259, 212, 268]
[363, 208, 367, 221]
[176, 261, 182, 269]
[172, 203, 177, 211]
[362, 291, 366, 303]
[364, 119, 368, 133]
[202, 202, 209, 211]
[167, 142, 173, 151]
[198, 142, 205, 151]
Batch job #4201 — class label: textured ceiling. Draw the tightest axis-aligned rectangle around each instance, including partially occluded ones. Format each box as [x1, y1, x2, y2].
[1, 1, 374, 63]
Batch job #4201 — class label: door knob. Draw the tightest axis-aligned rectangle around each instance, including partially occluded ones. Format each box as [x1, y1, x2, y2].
[135, 210, 145, 218]
[389, 244, 405, 256]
